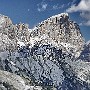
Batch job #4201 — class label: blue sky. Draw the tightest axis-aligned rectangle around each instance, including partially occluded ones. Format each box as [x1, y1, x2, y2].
[0, 0, 89, 41]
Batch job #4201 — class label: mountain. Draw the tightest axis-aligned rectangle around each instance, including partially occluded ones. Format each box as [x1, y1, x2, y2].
[31, 13, 84, 58]
[0, 13, 90, 90]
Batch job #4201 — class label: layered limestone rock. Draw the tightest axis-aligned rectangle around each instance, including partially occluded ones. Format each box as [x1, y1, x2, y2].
[0, 15, 30, 52]
[0, 15, 17, 52]
[15, 23, 30, 43]
[0, 14, 12, 29]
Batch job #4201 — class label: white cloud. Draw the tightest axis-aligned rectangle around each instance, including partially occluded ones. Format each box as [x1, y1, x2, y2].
[52, 4, 65, 10]
[28, 9, 30, 12]
[66, 0, 90, 26]
[42, 3, 47, 9]
[52, 1, 74, 10]
[52, 5, 58, 10]
[66, 0, 90, 13]
[79, 23, 83, 26]
[85, 20, 90, 26]
[37, 1, 47, 12]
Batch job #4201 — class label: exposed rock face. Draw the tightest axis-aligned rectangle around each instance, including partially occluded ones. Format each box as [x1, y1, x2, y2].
[30, 13, 85, 58]
[0, 14, 12, 29]
[0, 13, 85, 56]
[0, 70, 27, 90]
[15, 23, 30, 43]
[79, 40, 90, 62]
[0, 15, 30, 52]
[0, 70, 42, 90]
[0, 15, 16, 52]
[0, 13, 90, 90]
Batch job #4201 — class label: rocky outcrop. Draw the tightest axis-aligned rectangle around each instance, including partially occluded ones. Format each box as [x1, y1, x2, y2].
[0, 70, 43, 90]
[0, 70, 27, 90]
[79, 40, 90, 62]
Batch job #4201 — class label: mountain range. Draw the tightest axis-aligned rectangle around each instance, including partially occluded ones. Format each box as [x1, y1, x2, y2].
[0, 13, 90, 90]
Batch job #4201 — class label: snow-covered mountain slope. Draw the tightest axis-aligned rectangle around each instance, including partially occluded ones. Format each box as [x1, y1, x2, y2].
[0, 70, 27, 90]
[0, 70, 42, 90]
[1, 44, 90, 90]
[79, 40, 90, 62]
[0, 13, 90, 90]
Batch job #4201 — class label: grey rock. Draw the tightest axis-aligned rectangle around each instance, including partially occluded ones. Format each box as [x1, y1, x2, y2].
[79, 40, 90, 62]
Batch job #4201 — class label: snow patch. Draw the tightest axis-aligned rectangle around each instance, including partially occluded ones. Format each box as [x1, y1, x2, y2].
[17, 41, 25, 47]
[10, 61, 16, 66]
[50, 13, 68, 19]
[0, 51, 9, 60]
[60, 42, 76, 49]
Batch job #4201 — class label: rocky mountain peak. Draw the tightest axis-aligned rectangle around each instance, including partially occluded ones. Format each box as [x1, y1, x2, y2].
[0, 13, 85, 58]
[30, 13, 85, 58]
[0, 14, 12, 29]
